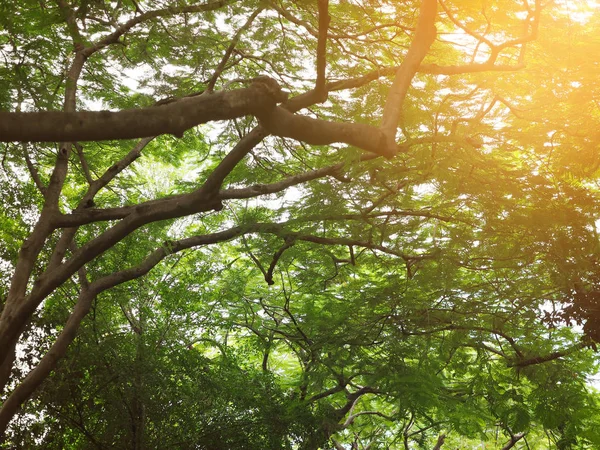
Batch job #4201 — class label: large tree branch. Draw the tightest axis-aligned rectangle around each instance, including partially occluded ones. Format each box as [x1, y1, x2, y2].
[0, 82, 287, 143]
[0, 289, 95, 435]
[47, 137, 155, 269]
[0, 81, 401, 157]
[0, 40, 88, 376]
[258, 105, 398, 158]
[380, 0, 437, 137]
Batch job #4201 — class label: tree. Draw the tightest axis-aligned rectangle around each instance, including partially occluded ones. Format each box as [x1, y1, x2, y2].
[1, 0, 600, 447]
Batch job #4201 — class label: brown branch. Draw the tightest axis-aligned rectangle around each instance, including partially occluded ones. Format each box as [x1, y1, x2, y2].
[315, 0, 330, 95]
[501, 432, 525, 450]
[200, 127, 268, 193]
[331, 438, 345, 450]
[380, 0, 437, 137]
[0, 288, 96, 434]
[342, 410, 394, 428]
[0, 82, 287, 143]
[241, 234, 269, 281]
[265, 237, 295, 285]
[219, 157, 367, 200]
[308, 384, 346, 403]
[73, 142, 93, 185]
[335, 386, 380, 419]
[47, 137, 154, 269]
[21, 143, 46, 195]
[206, 6, 265, 92]
[508, 341, 588, 368]
[432, 433, 446, 450]
[1, 80, 400, 157]
[258, 104, 398, 158]
[85, 137, 154, 202]
[82, 0, 239, 57]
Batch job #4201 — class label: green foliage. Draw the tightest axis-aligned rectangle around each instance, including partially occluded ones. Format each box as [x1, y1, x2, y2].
[2, 0, 600, 448]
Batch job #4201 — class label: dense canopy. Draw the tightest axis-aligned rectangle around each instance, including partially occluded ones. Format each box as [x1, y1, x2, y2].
[1, 0, 600, 448]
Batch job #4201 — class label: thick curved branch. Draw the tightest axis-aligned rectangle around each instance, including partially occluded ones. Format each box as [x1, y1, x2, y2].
[47, 137, 154, 269]
[380, 0, 437, 137]
[0, 288, 96, 435]
[1, 82, 400, 157]
[0, 83, 287, 143]
[258, 105, 398, 158]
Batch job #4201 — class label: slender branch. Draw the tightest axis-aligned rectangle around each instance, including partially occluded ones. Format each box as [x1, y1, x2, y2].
[21, 144, 46, 195]
[265, 237, 295, 285]
[508, 341, 588, 368]
[241, 234, 269, 281]
[315, 0, 330, 95]
[335, 386, 380, 419]
[439, 0, 492, 49]
[501, 432, 525, 450]
[47, 137, 154, 269]
[308, 384, 346, 403]
[219, 160, 347, 200]
[82, 0, 239, 57]
[342, 410, 394, 429]
[200, 127, 267, 194]
[331, 438, 345, 450]
[206, 6, 265, 92]
[73, 142, 93, 185]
